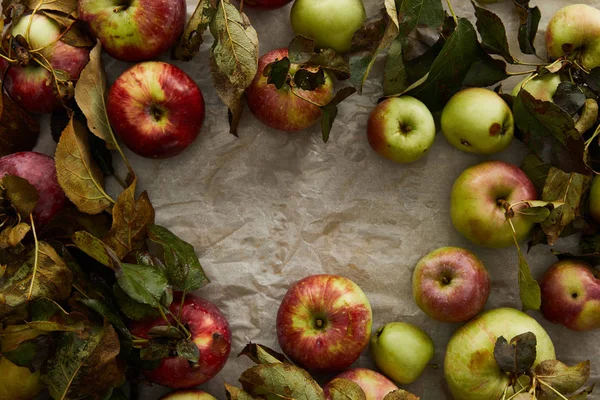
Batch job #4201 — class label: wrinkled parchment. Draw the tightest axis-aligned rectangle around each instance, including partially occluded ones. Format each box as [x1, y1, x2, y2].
[33, 0, 600, 398]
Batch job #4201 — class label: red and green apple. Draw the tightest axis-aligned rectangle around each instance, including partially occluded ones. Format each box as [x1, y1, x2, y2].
[160, 390, 218, 400]
[511, 73, 562, 102]
[323, 368, 398, 400]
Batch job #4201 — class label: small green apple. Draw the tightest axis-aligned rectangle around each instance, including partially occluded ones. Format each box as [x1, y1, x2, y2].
[589, 175, 600, 223]
[511, 73, 562, 102]
[366, 96, 436, 164]
[290, 0, 366, 53]
[370, 322, 435, 384]
[441, 88, 514, 154]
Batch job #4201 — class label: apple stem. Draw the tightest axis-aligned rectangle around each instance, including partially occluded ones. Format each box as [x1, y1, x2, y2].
[239, 0, 245, 13]
[505, 386, 527, 400]
[506, 69, 538, 76]
[445, 0, 458, 25]
[0, 52, 17, 64]
[315, 318, 324, 329]
[26, 214, 39, 301]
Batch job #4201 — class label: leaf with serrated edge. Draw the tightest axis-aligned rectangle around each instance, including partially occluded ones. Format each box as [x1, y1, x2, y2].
[240, 363, 325, 400]
[327, 378, 366, 400]
[176, 339, 200, 363]
[472, 1, 515, 63]
[239, 343, 289, 365]
[116, 263, 168, 307]
[55, 115, 113, 214]
[494, 332, 537, 374]
[172, 0, 217, 61]
[535, 360, 590, 395]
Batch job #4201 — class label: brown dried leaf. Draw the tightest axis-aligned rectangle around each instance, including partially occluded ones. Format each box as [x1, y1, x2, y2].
[382, 390, 420, 400]
[0, 222, 30, 248]
[24, 0, 77, 16]
[0, 93, 39, 157]
[172, 0, 217, 61]
[1, 175, 39, 219]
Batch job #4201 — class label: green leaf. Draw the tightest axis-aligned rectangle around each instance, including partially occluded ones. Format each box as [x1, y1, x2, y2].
[172, 0, 217, 61]
[513, 0, 541, 55]
[472, 1, 515, 62]
[462, 44, 509, 87]
[2, 330, 50, 372]
[396, 0, 445, 37]
[494, 332, 537, 374]
[79, 298, 131, 343]
[113, 284, 159, 321]
[293, 68, 326, 91]
[140, 340, 171, 361]
[1, 175, 39, 219]
[287, 36, 350, 80]
[553, 82, 586, 116]
[265, 57, 291, 90]
[288, 35, 315, 64]
[520, 153, 551, 194]
[240, 363, 325, 400]
[518, 250, 541, 311]
[326, 378, 366, 400]
[73, 230, 121, 271]
[320, 87, 357, 143]
[238, 343, 289, 365]
[517, 206, 551, 223]
[535, 360, 590, 396]
[176, 339, 200, 363]
[147, 224, 209, 292]
[116, 263, 169, 307]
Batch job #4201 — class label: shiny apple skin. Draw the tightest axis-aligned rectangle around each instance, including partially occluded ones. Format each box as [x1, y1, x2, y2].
[244, 0, 293, 9]
[323, 368, 398, 400]
[540, 260, 600, 331]
[413, 247, 490, 323]
[2, 14, 90, 113]
[0, 152, 68, 227]
[106, 61, 205, 159]
[246, 48, 334, 132]
[276, 274, 373, 373]
[450, 161, 537, 248]
[78, 0, 186, 62]
[130, 293, 231, 388]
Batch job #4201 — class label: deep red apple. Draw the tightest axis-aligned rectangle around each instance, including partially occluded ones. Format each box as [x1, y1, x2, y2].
[78, 0, 186, 62]
[130, 293, 231, 388]
[1, 14, 90, 113]
[323, 368, 398, 400]
[0, 152, 68, 227]
[246, 48, 334, 132]
[244, 0, 293, 9]
[276, 274, 372, 373]
[540, 259, 600, 331]
[412, 246, 490, 323]
[106, 61, 205, 159]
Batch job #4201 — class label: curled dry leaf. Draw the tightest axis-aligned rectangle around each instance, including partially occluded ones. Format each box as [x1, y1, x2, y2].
[382, 390, 420, 400]
[238, 343, 289, 365]
[0, 93, 39, 157]
[0, 222, 30, 248]
[172, 0, 217, 61]
[327, 378, 367, 400]
[225, 383, 256, 400]
[55, 115, 114, 214]
[1, 174, 39, 219]
[535, 360, 590, 396]
[24, 0, 78, 16]
[239, 363, 325, 399]
[72, 230, 121, 271]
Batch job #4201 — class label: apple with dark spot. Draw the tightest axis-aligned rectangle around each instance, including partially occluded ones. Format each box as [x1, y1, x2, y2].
[324, 368, 398, 400]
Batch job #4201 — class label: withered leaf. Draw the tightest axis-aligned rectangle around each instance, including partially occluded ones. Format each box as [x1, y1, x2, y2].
[225, 384, 256, 400]
[535, 360, 590, 396]
[240, 363, 324, 399]
[40, 205, 111, 241]
[238, 343, 289, 365]
[0, 222, 30, 248]
[176, 338, 200, 363]
[327, 378, 367, 400]
[494, 332, 537, 374]
[382, 390, 420, 400]
[72, 231, 121, 271]
[24, 0, 78, 15]
[1, 174, 39, 219]
[0, 93, 39, 156]
[172, 0, 217, 61]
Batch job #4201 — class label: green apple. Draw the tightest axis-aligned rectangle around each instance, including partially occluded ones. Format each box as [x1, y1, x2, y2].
[366, 96, 436, 164]
[511, 73, 562, 102]
[445, 308, 556, 400]
[546, 4, 600, 71]
[370, 322, 435, 384]
[441, 88, 514, 154]
[290, 0, 366, 53]
[589, 175, 600, 222]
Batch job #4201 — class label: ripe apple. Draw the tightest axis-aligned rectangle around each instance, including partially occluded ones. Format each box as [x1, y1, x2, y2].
[0, 152, 68, 227]
[1, 14, 90, 113]
[546, 4, 600, 71]
[445, 308, 556, 400]
[370, 322, 435, 384]
[441, 88, 514, 154]
[276, 274, 372, 373]
[323, 368, 398, 400]
[450, 160, 537, 248]
[246, 48, 334, 132]
[589, 175, 600, 222]
[511, 73, 562, 102]
[540, 259, 600, 331]
[160, 390, 218, 400]
[129, 293, 231, 388]
[0, 357, 44, 400]
[78, 0, 186, 62]
[412, 247, 490, 323]
[244, 0, 293, 9]
[290, 0, 367, 53]
[367, 96, 436, 164]
[106, 61, 205, 159]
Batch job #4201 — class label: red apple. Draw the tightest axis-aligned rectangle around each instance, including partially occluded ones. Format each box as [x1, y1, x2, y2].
[130, 293, 231, 388]
[160, 390, 217, 400]
[540, 259, 600, 331]
[323, 368, 398, 400]
[1, 14, 90, 113]
[0, 152, 68, 227]
[78, 0, 186, 62]
[244, 0, 293, 9]
[276, 274, 372, 373]
[106, 61, 205, 159]
[412, 247, 490, 323]
[246, 48, 334, 132]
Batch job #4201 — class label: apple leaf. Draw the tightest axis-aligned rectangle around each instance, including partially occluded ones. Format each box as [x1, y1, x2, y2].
[23, 0, 77, 15]
[553, 82, 586, 117]
[517, 250, 541, 311]
[293, 68, 326, 91]
[113, 284, 160, 321]
[568, 385, 595, 400]
[72, 231, 121, 271]
[2, 333, 51, 372]
[0, 222, 30, 248]
[225, 384, 256, 400]
[240, 363, 325, 399]
[516, 206, 551, 223]
[472, 1, 515, 63]
[1, 174, 39, 219]
[147, 224, 209, 292]
[288, 35, 315, 63]
[103, 178, 155, 260]
[540, 168, 591, 245]
[396, 0, 445, 37]
[0, 93, 39, 157]
[512, 0, 541, 55]
[535, 360, 590, 396]
[176, 338, 200, 363]
[462, 44, 509, 87]
[78, 298, 131, 344]
[209, 0, 258, 136]
[239, 343, 289, 365]
[494, 332, 537, 375]
[327, 378, 366, 400]
[172, 0, 217, 61]
[265, 57, 291, 90]
[116, 263, 169, 308]
[288, 36, 350, 80]
[55, 115, 114, 214]
[320, 87, 357, 143]
[382, 390, 420, 400]
[520, 153, 551, 194]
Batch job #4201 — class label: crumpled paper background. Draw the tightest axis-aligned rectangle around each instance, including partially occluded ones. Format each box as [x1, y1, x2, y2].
[32, 0, 600, 398]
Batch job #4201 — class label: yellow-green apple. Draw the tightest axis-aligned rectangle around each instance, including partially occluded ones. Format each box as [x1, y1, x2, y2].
[445, 308, 556, 400]
[160, 390, 218, 400]
[370, 322, 435, 384]
[546, 4, 600, 71]
[589, 175, 600, 222]
[246, 48, 334, 132]
[78, 0, 186, 62]
[0, 357, 44, 400]
[367, 96, 436, 164]
[244, 0, 293, 9]
[129, 293, 231, 388]
[276, 274, 372, 373]
[290, 0, 366, 53]
[107, 61, 205, 159]
[540, 259, 600, 331]
[1, 14, 90, 113]
[450, 161, 537, 248]
[511, 73, 562, 102]
[0, 152, 67, 227]
[323, 368, 398, 400]
[441, 88, 514, 154]
[412, 247, 490, 323]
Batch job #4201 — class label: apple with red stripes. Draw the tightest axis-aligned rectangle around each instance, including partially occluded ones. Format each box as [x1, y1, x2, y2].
[323, 368, 398, 400]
